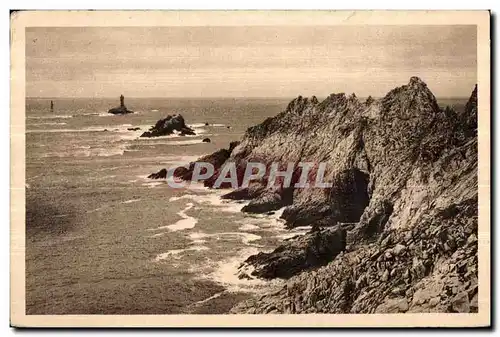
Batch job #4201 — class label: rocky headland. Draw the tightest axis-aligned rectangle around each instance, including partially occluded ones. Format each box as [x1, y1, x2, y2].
[148, 77, 478, 313]
[141, 114, 196, 138]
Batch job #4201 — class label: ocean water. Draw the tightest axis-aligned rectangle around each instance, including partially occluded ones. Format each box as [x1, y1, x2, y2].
[25, 97, 305, 315]
[25, 96, 468, 315]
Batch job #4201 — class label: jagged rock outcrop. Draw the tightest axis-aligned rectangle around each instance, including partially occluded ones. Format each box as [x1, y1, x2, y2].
[227, 77, 477, 314]
[220, 77, 476, 233]
[238, 227, 346, 280]
[365, 96, 375, 105]
[145, 77, 478, 313]
[147, 168, 167, 179]
[140, 114, 195, 138]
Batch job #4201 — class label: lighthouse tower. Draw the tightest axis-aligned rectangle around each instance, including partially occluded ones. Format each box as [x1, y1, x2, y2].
[108, 94, 133, 114]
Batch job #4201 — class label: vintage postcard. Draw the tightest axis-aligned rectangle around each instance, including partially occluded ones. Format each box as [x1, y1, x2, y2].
[10, 10, 490, 327]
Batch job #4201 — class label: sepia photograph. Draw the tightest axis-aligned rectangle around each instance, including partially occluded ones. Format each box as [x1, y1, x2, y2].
[10, 10, 490, 327]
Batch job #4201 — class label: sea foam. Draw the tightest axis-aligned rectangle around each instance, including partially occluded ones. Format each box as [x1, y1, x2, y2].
[150, 203, 198, 232]
[155, 245, 210, 261]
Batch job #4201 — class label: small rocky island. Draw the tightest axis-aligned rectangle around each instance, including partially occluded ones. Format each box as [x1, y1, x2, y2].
[108, 94, 134, 115]
[140, 114, 196, 138]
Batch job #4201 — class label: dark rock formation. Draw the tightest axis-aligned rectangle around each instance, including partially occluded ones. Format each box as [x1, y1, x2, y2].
[140, 114, 195, 138]
[241, 187, 294, 214]
[282, 168, 371, 228]
[147, 141, 240, 183]
[202, 138, 211, 143]
[127, 127, 141, 131]
[176, 141, 240, 187]
[108, 106, 133, 115]
[238, 227, 346, 280]
[147, 168, 167, 179]
[108, 94, 134, 115]
[221, 182, 266, 200]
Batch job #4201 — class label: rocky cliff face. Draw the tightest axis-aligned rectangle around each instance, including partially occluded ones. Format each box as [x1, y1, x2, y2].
[227, 77, 478, 314]
[148, 77, 478, 313]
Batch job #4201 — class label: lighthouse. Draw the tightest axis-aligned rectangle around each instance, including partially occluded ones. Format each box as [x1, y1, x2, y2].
[108, 94, 134, 115]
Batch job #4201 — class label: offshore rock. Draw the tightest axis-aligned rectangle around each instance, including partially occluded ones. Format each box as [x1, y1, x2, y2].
[108, 94, 134, 115]
[108, 106, 134, 115]
[140, 114, 195, 138]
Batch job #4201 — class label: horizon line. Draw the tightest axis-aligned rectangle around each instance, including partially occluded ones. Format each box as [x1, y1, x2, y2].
[26, 96, 471, 100]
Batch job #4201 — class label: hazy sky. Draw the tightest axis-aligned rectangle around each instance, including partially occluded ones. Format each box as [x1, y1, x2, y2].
[26, 26, 477, 98]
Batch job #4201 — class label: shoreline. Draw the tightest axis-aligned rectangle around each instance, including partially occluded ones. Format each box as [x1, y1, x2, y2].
[147, 77, 479, 314]
[25, 84, 479, 314]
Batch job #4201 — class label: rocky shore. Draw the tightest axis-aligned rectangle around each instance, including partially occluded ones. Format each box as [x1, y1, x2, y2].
[148, 77, 478, 313]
